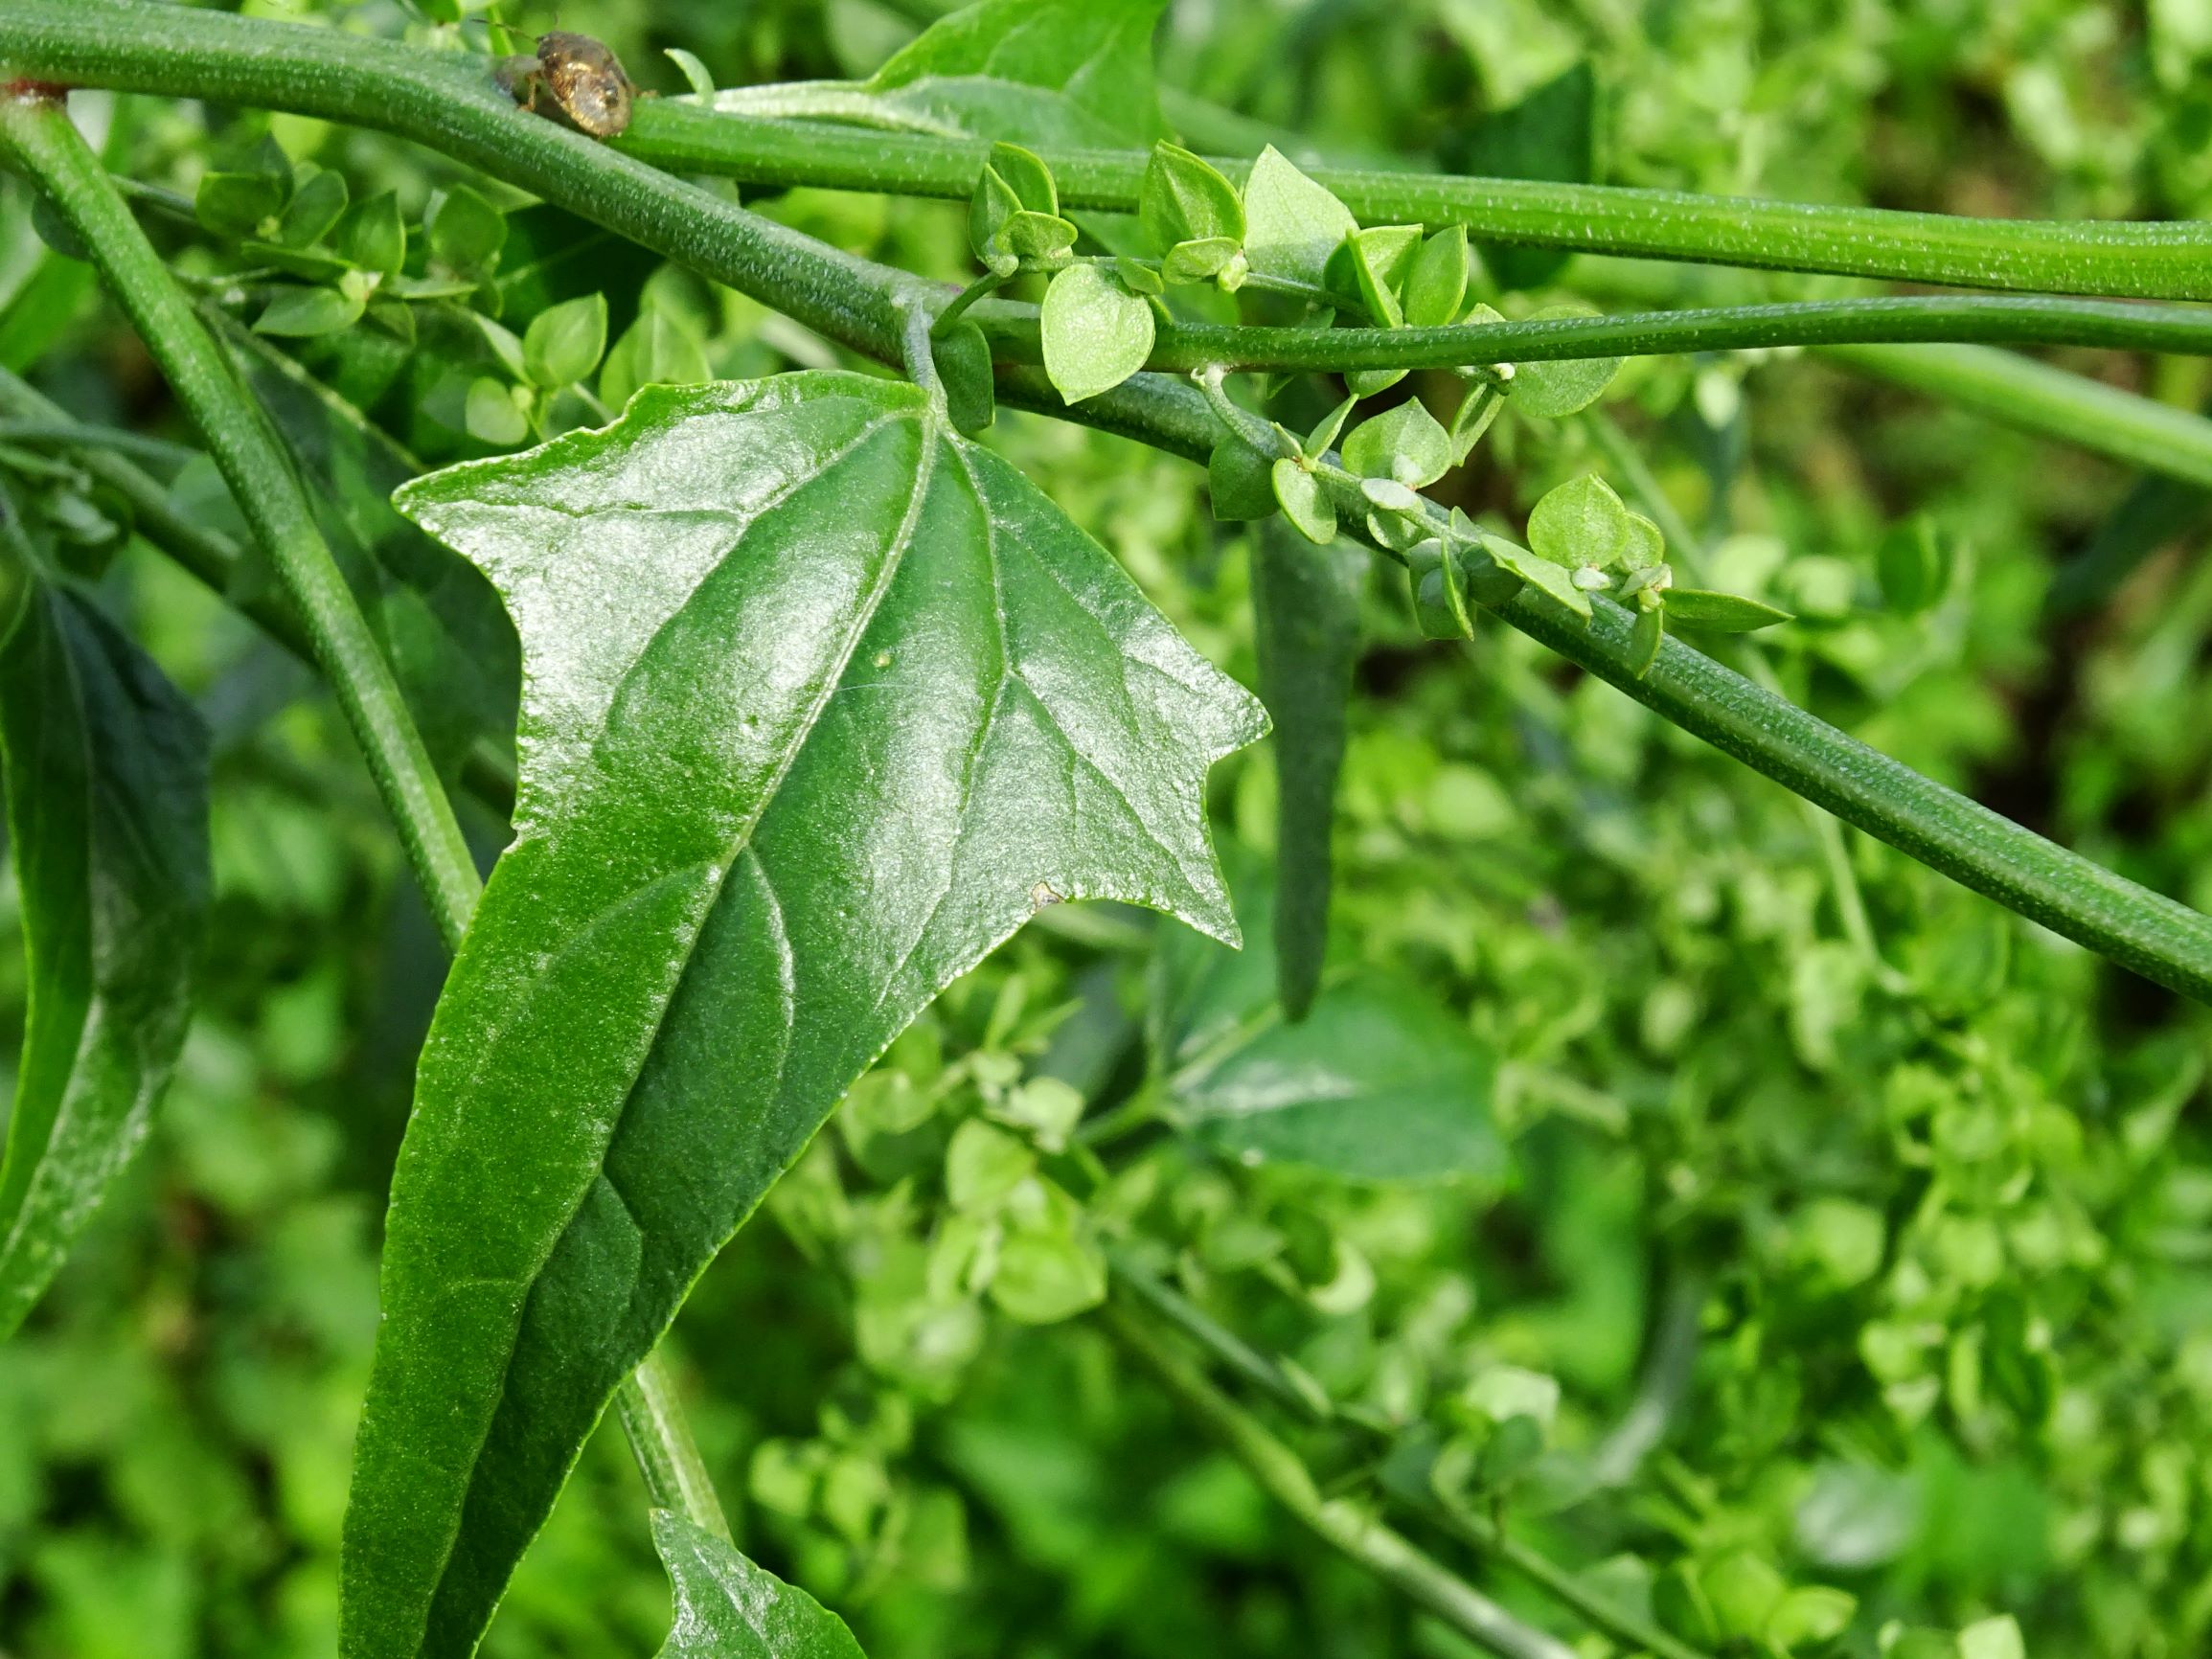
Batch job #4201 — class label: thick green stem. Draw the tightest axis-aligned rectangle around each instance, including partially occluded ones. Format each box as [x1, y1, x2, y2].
[971, 294, 2212, 376]
[17, 4, 2212, 999]
[1819, 341, 2212, 489]
[0, 95, 717, 1543]
[1103, 1298, 1578, 1659]
[616, 104, 2212, 302]
[0, 0, 926, 359]
[0, 86, 481, 954]
[1015, 364, 2212, 1002]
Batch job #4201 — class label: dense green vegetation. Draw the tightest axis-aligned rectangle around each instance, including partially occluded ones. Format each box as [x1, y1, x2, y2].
[3, 1, 2212, 1655]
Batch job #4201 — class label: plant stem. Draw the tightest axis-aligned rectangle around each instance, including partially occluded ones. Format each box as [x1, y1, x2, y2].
[0, 101, 718, 1542]
[615, 1359, 732, 1541]
[22, 6, 2212, 998]
[969, 294, 2212, 376]
[1582, 409, 1900, 987]
[0, 0, 926, 361]
[614, 105, 2212, 302]
[0, 417, 197, 465]
[1106, 1256, 1716, 1659]
[1013, 364, 2212, 1003]
[0, 86, 482, 954]
[1103, 1297, 1579, 1659]
[1819, 341, 2212, 490]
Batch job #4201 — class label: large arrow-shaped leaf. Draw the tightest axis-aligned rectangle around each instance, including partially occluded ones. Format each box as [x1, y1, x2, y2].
[342, 372, 1266, 1657]
[0, 578, 209, 1336]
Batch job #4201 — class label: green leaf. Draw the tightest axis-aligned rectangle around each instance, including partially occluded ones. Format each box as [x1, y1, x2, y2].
[1406, 536, 1476, 641]
[1001, 210, 1080, 262]
[277, 166, 349, 249]
[600, 307, 714, 410]
[1151, 860, 1504, 1181]
[1207, 437, 1277, 521]
[1402, 226, 1471, 330]
[426, 185, 507, 277]
[967, 163, 1023, 261]
[337, 191, 406, 278]
[1629, 598, 1663, 677]
[522, 292, 609, 390]
[253, 284, 365, 338]
[1340, 400, 1452, 489]
[1526, 472, 1632, 568]
[650, 1511, 866, 1658]
[194, 170, 285, 239]
[1140, 142, 1244, 251]
[929, 322, 997, 438]
[1878, 513, 1950, 613]
[1767, 1586, 1857, 1647]
[1331, 224, 1421, 327]
[860, 0, 1169, 147]
[1251, 527, 1362, 1020]
[345, 372, 1265, 1658]
[1489, 538, 1592, 618]
[1510, 302, 1622, 417]
[1270, 460, 1335, 544]
[1303, 395, 1357, 458]
[1242, 146, 1358, 293]
[464, 376, 530, 446]
[0, 578, 209, 1339]
[1039, 264, 1154, 403]
[1663, 588, 1795, 632]
[988, 142, 1059, 216]
[1446, 63, 1597, 291]
[1161, 236, 1241, 285]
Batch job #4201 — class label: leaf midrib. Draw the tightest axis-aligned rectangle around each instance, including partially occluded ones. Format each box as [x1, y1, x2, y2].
[413, 399, 943, 1634]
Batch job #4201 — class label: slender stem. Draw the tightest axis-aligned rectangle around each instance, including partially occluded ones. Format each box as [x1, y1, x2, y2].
[616, 1357, 732, 1540]
[1103, 1298, 1579, 1659]
[0, 364, 519, 815]
[1583, 409, 1900, 985]
[1425, 1496, 1710, 1659]
[1009, 364, 2212, 1002]
[0, 0, 927, 360]
[0, 87, 482, 954]
[930, 263, 1012, 337]
[1819, 341, 2212, 490]
[0, 363, 253, 598]
[0, 99, 718, 1538]
[1107, 1247, 1329, 1421]
[0, 418, 197, 464]
[21, 5, 2212, 999]
[969, 294, 2212, 376]
[612, 105, 2212, 302]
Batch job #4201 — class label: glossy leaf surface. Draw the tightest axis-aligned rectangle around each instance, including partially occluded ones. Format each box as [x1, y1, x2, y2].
[1152, 863, 1503, 1181]
[651, 1511, 866, 1659]
[0, 579, 208, 1337]
[342, 372, 1265, 1657]
[860, 0, 1168, 147]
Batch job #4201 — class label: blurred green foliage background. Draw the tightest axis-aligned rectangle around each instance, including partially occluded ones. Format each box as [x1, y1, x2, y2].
[7, 0, 2212, 1655]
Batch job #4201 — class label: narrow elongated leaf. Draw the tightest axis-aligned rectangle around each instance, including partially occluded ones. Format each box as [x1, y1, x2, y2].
[343, 372, 1265, 1658]
[1249, 527, 1361, 1020]
[0, 578, 209, 1337]
[651, 1511, 865, 1659]
[1152, 862, 1502, 1181]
